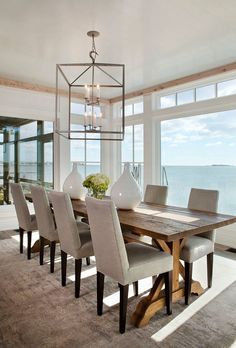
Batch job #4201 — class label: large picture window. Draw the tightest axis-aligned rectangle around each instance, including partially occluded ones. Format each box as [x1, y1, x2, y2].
[161, 110, 236, 214]
[0, 118, 53, 203]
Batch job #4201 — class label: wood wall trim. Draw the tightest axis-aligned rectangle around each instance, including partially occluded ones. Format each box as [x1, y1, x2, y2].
[109, 61, 236, 103]
[0, 77, 58, 95]
[0, 77, 87, 100]
[1, 61, 236, 105]
[0, 77, 108, 103]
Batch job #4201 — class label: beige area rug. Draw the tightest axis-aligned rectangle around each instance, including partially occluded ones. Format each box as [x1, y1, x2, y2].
[0, 229, 236, 348]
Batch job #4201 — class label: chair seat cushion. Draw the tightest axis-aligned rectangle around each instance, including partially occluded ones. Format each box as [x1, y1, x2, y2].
[124, 243, 173, 285]
[180, 236, 214, 263]
[76, 221, 90, 232]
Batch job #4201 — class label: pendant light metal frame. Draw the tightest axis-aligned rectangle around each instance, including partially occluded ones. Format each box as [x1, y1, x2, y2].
[55, 31, 125, 141]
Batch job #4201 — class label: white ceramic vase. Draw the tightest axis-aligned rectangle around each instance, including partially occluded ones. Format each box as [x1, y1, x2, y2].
[111, 163, 142, 210]
[63, 162, 85, 199]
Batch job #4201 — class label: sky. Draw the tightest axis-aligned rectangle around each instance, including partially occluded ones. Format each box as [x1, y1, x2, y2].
[161, 109, 236, 166]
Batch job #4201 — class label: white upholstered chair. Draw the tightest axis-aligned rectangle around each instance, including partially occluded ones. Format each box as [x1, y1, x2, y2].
[181, 188, 219, 305]
[86, 197, 173, 334]
[49, 191, 94, 298]
[123, 184, 168, 288]
[144, 184, 168, 205]
[10, 183, 38, 259]
[31, 185, 59, 273]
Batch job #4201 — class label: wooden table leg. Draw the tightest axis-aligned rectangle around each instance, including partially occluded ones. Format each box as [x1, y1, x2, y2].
[31, 239, 50, 253]
[172, 240, 180, 291]
[131, 238, 204, 328]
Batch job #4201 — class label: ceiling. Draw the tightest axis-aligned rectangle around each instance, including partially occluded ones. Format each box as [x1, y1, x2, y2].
[1, 0, 236, 97]
[0, 116, 30, 130]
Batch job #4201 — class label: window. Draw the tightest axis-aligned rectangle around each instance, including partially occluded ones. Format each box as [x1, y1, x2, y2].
[217, 78, 236, 97]
[161, 110, 236, 214]
[43, 121, 53, 134]
[44, 142, 53, 184]
[0, 118, 54, 202]
[71, 102, 85, 115]
[133, 102, 144, 114]
[159, 77, 236, 109]
[70, 134, 101, 178]
[19, 121, 37, 139]
[122, 124, 144, 188]
[121, 99, 144, 117]
[19, 141, 37, 181]
[160, 94, 176, 108]
[196, 84, 215, 101]
[177, 89, 194, 105]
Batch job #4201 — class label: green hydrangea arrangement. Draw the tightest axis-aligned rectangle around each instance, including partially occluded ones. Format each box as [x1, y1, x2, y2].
[83, 173, 110, 199]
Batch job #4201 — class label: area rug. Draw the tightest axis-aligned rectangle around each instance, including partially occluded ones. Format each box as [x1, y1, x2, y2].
[0, 229, 235, 348]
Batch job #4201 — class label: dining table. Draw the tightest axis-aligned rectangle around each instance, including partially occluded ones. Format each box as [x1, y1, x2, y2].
[26, 193, 236, 328]
[70, 198, 236, 327]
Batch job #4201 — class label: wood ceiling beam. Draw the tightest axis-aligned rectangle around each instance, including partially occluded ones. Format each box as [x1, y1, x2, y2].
[109, 61, 236, 103]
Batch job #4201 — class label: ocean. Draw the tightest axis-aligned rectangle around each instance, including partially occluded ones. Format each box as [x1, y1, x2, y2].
[1, 163, 236, 215]
[162, 165, 236, 215]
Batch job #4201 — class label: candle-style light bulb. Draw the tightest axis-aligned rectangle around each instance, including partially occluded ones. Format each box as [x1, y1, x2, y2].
[96, 84, 100, 99]
[85, 84, 89, 99]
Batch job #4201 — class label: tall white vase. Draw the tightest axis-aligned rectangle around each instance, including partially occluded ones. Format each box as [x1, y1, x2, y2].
[63, 162, 85, 199]
[111, 163, 142, 210]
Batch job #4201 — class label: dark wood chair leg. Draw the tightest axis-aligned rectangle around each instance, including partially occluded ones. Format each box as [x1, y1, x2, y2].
[19, 227, 24, 254]
[50, 241, 56, 273]
[86, 257, 90, 266]
[97, 272, 105, 316]
[133, 281, 138, 296]
[207, 252, 213, 288]
[75, 259, 82, 298]
[39, 236, 45, 265]
[119, 284, 129, 334]
[61, 250, 67, 287]
[164, 271, 172, 315]
[27, 231, 32, 260]
[185, 262, 193, 305]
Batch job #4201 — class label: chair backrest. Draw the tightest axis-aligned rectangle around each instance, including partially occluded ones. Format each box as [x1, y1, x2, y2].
[49, 191, 81, 257]
[188, 188, 219, 241]
[144, 184, 168, 205]
[10, 183, 32, 230]
[30, 185, 57, 241]
[85, 197, 129, 284]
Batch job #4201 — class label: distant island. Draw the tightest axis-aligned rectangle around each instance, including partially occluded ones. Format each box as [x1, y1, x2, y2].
[211, 164, 232, 166]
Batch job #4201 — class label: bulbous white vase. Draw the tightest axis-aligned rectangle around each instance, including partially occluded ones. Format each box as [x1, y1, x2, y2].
[63, 162, 85, 199]
[111, 163, 142, 210]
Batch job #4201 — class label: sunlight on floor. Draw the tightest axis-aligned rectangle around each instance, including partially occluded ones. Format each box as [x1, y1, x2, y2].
[103, 277, 153, 307]
[151, 253, 236, 343]
[68, 266, 97, 281]
[11, 231, 39, 247]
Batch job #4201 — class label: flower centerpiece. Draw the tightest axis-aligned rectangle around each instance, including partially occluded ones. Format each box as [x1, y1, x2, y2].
[83, 173, 110, 199]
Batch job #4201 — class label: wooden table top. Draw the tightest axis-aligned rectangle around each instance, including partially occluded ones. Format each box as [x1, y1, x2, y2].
[25, 193, 236, 242]
[70, 198, 236, 242]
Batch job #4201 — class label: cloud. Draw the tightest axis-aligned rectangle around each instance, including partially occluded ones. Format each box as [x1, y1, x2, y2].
[205, 141, 222, 147]
[162, 110, 236, 146]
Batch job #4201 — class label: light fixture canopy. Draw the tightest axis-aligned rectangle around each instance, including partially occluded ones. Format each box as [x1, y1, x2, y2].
[55, 31, 125, 141]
